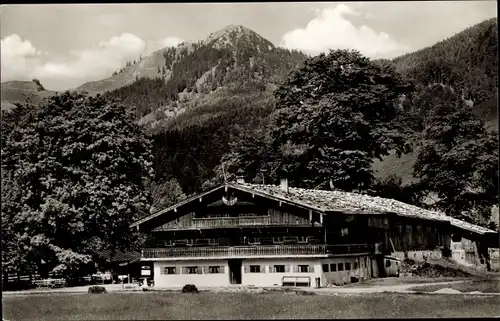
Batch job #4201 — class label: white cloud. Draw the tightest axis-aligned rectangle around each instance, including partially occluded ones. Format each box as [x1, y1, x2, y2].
[1, 33, 183, 90]
[280, 4, 411, 59]
[1, 34, 43, 82]
[144, 36, 183, 55]
[33, 33, 146, 80]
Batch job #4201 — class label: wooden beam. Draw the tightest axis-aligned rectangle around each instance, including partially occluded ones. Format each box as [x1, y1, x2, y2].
[320, 213, 323, 225]
[199, 197, 202, 202]
[174, 208, 177, 213]
[309, 209, 313, 222]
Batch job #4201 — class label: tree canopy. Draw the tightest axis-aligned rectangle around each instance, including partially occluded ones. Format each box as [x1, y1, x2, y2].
[266, 49, 414, 191]
[1, 92, 154, 278]
[413, 84, 498, 224]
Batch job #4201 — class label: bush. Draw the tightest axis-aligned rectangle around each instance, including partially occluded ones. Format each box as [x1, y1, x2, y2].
[88, 285, 107, 294]
[182, 284, 199, 293]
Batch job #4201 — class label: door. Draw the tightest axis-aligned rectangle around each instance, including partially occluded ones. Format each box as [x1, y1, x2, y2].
[228, 259, 242, 284]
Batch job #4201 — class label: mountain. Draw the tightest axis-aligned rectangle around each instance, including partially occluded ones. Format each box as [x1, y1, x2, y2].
[1, 80, 56, 111]
[103, 24, 307, 122]
[1, 21, 497, 196]
[75, 25, 296, 96]
[392, 17, 497, 107]
[372, 18, 498, 186]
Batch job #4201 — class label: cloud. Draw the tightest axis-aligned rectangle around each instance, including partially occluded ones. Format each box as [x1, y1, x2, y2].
[280, 4, 410, 59]
[144, 36, 184, 55]
[1, 34, 43, 82]
[34, 33, 146, 80]
[1, 33, 184, 90]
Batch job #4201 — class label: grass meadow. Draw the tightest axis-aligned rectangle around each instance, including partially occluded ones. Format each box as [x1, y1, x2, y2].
[3, 291, 500, 320]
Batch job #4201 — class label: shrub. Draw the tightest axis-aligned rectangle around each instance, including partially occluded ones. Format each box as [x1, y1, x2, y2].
[182, 284, 199, 293]
[88, 285, 107, 294]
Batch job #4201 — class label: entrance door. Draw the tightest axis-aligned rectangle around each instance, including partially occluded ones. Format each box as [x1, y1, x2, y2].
[228, 259, 242, 284]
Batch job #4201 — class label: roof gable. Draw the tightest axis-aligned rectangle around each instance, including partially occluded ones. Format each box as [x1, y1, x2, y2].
[131, 182, 496, 235]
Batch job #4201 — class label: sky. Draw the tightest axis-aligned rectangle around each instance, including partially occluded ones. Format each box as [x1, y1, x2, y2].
[0, 2, 497, 90]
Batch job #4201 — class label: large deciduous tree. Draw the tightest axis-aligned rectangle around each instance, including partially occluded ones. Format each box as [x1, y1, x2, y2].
[269, 49, 414, 191]
[413, 84, 498, 225]
[1, 92, 154, 278]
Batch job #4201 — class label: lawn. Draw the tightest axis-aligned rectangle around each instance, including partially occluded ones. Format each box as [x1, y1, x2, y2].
[3, 291, 500, 320]
[409, 279, 500, 293]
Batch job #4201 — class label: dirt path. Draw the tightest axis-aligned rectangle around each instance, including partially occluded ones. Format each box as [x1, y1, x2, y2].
[5, 280, 499, 297]
[309, 280, 468, 294]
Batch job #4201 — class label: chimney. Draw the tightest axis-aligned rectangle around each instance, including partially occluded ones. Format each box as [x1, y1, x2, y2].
[280, 178, 289, 193]
[236, 176, 245, 184]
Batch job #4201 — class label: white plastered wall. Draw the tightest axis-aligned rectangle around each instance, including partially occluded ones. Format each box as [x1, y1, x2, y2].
[154, 260, 230, 288]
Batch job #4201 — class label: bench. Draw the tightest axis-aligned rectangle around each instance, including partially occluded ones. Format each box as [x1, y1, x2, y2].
[281, 276, 311, 287]
[34, 278, 66, 288]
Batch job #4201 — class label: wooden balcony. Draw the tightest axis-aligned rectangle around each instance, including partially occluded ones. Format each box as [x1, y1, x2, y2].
[141, 243, 371, 260]
[326, 243, 372, 254]
[191, 216, 272, 228]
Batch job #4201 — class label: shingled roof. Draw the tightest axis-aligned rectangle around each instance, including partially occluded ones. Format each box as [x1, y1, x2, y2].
[234, 183, 495, 235]
[235, 183, 447, 221]
[131, 181, 496, 235]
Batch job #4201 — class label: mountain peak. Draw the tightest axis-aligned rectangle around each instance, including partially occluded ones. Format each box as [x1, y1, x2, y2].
[205, 24, 275, 50]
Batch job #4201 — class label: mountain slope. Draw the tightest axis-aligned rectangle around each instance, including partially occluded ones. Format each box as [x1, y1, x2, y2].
[1, 80, 56, 111]
[392, 17, 497, 106]
[104, 25, 307, 121]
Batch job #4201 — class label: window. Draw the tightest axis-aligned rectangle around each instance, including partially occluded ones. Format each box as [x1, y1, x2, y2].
[345, 263, 351, 270]
[248, 237, 261, 245]
[250, 265, 261, 273]
[186, 266, 198, 274]
[330, 263, 337, 272]
[164, 267, 176, 275]
[322, 264, 329, 272]
[338, 263, 344, 271]
[297, 236, 308, 244]
[208, 266, 221, 274]
[273, 265, 285, 273]
[273, 236, 284, 244]
[298, 265, 309, 273]
[354, 262, 358, 269]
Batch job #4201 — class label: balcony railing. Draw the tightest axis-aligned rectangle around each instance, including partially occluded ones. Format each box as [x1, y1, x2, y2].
[142, 243, 371, 259]
[191, 216, 272, 228]
[326, 243, 372, 254]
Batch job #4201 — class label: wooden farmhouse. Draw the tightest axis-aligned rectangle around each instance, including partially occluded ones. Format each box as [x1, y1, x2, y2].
[131, 178, 499, 288]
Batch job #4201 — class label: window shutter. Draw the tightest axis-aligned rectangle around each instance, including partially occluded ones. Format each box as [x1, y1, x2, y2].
[285, 265, 290, 273]
[269, 265, 274, 273]
[309, 265, 315, 273]
[292, 265, 297, 273]
[203, 266, 209, 274]
[261, 265, 266, 273]
[220, 266, 225, 273]
[182, 267, 187, 274]
[197, 267, 203, 274]
[244, 265, 249, 273]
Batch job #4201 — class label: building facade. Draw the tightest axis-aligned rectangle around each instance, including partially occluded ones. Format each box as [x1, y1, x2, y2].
[131, 179, 498, 288]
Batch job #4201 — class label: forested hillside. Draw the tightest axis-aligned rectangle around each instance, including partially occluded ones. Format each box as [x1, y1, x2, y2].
[2, 21, 497, 228]
[392, 17, 497, 106]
